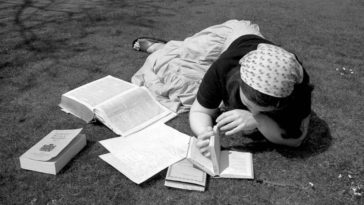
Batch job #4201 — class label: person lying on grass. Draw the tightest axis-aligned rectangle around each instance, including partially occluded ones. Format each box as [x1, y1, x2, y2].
[132, 20, 313, 157]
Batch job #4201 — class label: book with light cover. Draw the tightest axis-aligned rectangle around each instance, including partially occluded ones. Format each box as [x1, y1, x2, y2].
[165, 159, 207, 192]
[19, 129, 86, 175]
[186, 126, 254, 179]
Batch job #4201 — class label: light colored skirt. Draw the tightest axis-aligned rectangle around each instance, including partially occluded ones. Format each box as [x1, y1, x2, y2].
[131, 19, 263, 113]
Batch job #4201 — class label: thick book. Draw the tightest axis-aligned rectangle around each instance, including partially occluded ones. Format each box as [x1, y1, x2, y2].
[19, 129, 86, 175]
[165, 159, 207, 192]
[186, 127, 254, 179]
[59, 75, 176, 136]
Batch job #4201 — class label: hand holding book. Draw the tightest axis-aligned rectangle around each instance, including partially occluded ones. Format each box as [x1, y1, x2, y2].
[196, 126, 214, 158]
[187, 126, 254, 179]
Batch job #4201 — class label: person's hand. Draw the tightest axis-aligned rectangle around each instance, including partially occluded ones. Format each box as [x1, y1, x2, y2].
[196, 126, 214, 158]
[216, 109, 257, 135]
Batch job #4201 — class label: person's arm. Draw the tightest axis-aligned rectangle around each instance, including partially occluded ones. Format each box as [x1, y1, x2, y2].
[189, 99, 218, 136]
[189, 99, 219, 157]
[254, 113, 310, 147]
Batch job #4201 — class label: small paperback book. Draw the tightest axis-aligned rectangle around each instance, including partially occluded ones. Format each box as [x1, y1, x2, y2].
[59, 75, 175, 136]
[186, 126, 254, 179]
[165, 158, 207, 192]
[19, 128, 86, 175]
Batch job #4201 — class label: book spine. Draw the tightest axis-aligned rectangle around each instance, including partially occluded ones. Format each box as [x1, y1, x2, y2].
[54, 134, 87, 174]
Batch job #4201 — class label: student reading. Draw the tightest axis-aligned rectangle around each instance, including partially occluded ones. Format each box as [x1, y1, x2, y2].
[132, 20, 313, 157]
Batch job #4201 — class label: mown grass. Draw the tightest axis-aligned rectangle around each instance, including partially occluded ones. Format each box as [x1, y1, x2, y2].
[0, 0, 363, 204]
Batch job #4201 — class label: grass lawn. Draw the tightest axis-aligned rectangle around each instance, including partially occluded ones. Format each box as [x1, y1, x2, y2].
[0, 0, 363, 204]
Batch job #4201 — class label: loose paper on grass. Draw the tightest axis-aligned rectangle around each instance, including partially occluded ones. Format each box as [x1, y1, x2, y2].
[99, 123, 190, 184]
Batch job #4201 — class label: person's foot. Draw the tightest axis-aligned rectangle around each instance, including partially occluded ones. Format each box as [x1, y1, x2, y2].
[132, 37, 167, 53]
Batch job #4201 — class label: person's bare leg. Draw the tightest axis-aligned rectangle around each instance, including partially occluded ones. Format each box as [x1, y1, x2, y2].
[146, 43, 165, 53]
[133, 39, 166, 53]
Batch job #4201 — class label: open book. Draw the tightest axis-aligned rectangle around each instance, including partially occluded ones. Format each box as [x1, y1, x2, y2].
[99, 124, 253, 185]
[59, 76, 175, 136]
[186, 127, 254, 179]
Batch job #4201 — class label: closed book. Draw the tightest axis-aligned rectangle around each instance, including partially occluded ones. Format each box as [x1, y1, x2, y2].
[19, 129, 86, 175]
[165, 159, 207, 192]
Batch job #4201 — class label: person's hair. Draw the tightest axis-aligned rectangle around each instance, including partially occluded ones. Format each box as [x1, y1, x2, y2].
[228, 67, 314, 139]
[239, 79, 289, 109]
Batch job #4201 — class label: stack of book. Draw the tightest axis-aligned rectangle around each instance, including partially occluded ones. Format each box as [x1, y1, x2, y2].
[165, 126, 253, 191]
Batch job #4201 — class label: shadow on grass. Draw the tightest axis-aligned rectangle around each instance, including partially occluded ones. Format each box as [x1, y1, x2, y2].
[227, 112, 332, 159]
[58, 140, 96, 174]
[5, 0, 173, 55]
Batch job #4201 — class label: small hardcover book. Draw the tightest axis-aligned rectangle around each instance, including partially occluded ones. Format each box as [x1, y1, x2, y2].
[59, 75, 175, 136]
[186, 126, 254, 179]
[165, 158, 207, 192]
[19, 129, 86, 175]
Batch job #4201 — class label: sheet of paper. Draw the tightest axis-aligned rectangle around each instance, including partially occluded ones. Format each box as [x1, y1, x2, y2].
[23, 128, 82, 161]
[64, 75, 136, 108]
[166, 159, 206, 186]
[219, 151, 254, 179]
[99, 123, 190, 184]
[99, 153, 146, 184]
[95, 87, 172, 136]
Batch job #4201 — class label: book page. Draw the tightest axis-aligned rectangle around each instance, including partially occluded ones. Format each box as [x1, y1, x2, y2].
[99, 123, 190, 184]
[22, 129, 83, 161]
[219, 151, 254, 179]
[166, 159, 206, 186]
[63, 76, 136, 108]
[95, 87, 172, 136]
[165, 180, 205, 192]
[187, 137, 215, 176]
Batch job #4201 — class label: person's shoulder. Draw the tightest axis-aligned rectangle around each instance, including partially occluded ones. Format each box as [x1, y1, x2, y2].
[229, 35, 274, 49]
[208, 35, 270, 75]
